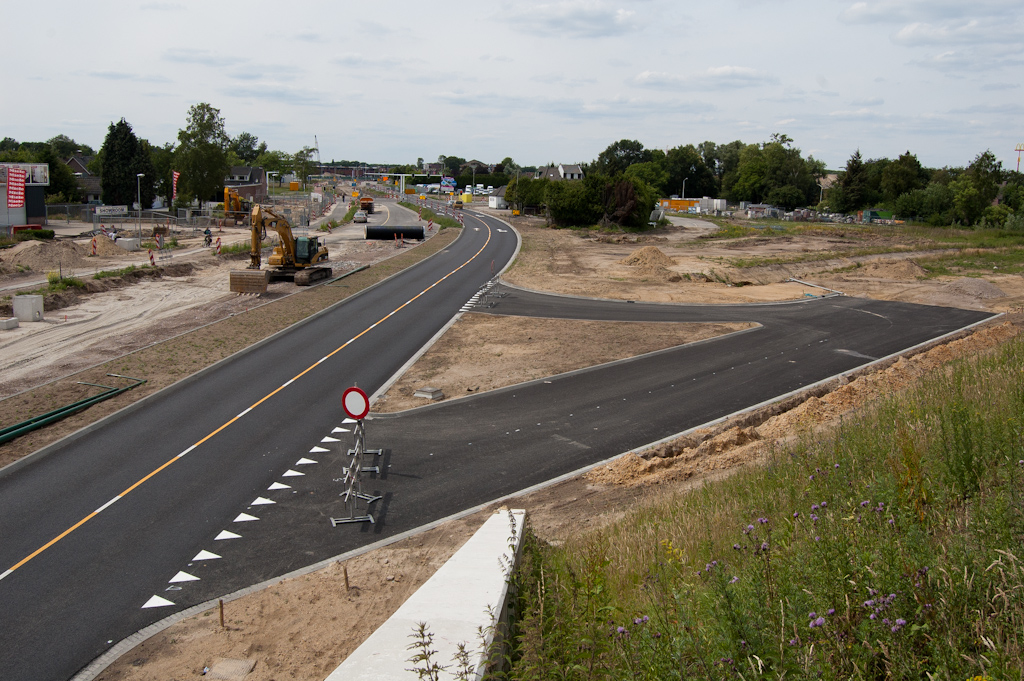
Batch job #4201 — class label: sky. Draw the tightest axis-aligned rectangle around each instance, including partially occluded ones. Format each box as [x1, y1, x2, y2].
[3, 0, 1022, 171]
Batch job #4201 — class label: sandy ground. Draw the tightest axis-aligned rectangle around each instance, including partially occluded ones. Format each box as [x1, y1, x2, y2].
[5, 210, 1023, 680]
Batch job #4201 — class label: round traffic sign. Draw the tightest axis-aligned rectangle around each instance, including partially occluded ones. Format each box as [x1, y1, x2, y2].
[343, 386, 370, 420]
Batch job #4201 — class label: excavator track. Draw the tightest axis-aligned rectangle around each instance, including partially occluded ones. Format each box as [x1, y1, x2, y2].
[294, 266, 332, 286]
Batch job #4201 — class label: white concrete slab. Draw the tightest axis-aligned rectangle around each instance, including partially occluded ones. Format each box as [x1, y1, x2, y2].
[325, 509, 525, 681]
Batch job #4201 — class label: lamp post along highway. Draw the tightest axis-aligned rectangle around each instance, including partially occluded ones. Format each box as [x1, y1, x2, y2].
[136, 173, 145, 239]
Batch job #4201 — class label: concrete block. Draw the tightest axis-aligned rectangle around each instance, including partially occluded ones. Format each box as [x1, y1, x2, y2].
[326, 509, 525, 680]
[115, 238, 140, 251]
[0, 317, 19, 330]
[13, 295, 44, 322]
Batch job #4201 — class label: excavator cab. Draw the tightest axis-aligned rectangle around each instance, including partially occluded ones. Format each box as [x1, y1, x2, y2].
[295, 237, 315, 264]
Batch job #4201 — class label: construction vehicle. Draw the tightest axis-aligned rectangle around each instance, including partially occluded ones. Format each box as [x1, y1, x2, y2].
[228, 205, 331, 293]
[359, 196, 374, 214]
[223, 187, 252, 225]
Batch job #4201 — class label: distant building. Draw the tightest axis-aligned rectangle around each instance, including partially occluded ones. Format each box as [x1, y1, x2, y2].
[64, 155, 102, 203]
[535, 164, 584, 181]
[423, 162, 444, 176]
[488, 185, 508, 210]
[224, 166, 268, 202]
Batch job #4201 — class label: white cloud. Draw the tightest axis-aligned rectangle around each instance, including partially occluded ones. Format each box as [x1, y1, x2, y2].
[507, 1, 641, 38]
[850, 97, 884, 106]
[634, 66, 777, 91]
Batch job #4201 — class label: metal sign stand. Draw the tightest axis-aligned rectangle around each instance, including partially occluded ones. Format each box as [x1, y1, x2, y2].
[330, 420, 382, 525]
[330, 386, 382, 526]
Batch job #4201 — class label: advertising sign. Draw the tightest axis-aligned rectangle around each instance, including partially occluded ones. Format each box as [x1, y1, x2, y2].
[0, 163, 50, 186]
[441, 176, 456, 188]
[95, 205, 129, 216]
[6, 168, 26, 208]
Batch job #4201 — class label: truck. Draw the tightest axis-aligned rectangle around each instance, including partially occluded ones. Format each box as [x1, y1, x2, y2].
[359, 196, 374, 214]
[228, 205, 332, 293]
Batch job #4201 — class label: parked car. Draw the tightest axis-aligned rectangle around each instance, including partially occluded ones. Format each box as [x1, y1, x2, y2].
[353, 210, 368, 223]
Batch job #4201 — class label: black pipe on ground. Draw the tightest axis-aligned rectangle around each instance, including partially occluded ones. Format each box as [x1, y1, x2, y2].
[364, 226, 426, 241]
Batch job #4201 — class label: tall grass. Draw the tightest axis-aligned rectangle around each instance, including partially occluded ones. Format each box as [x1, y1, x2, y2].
[510, 337, 1024, 680]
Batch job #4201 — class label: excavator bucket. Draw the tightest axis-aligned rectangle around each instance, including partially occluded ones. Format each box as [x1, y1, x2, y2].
[229, 269, 270, 294]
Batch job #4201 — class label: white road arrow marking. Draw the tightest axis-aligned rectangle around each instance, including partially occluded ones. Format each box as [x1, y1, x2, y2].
[267, 482, 291, 491]
[142, 595, 175, 608]
[169, 571, 199, 583]
[296, 458, 317, 465]
[332, 427, 350, 433]
[309, 446, 329, 453]
[321, 436, 340, 443]
[250, 497, 275, 506]
[192, 550, 221, 561]
[282, 469, 304, 477]
[214, 530, 241, 540]
[234, 513, 259, 522]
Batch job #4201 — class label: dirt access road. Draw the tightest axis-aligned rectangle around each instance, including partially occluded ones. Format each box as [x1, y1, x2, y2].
[2, 210, 1018, 680]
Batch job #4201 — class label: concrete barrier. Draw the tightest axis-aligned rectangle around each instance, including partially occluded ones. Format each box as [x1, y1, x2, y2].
[13, 295, 43, 322]
[326, 509, 525, 680]
[0, 317, 19, 330]
[115, 238, 140, 251]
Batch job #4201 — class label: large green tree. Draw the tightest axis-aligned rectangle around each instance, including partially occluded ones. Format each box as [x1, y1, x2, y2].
[175, 103, 229, 204]
[100, 118, 156, 208]
[829, 150, 868, 213]
[663, 145, 717, 198]
[880, 151, 929, 204]
[47, 134, 94, 158]
[228, 132, 265, 165]
[725, 135, 821, 208]
[293, 146, 318, 187]
[592, 139, 651, 177]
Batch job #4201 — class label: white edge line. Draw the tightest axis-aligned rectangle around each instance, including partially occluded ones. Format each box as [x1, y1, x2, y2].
[94, 496, 121, 514]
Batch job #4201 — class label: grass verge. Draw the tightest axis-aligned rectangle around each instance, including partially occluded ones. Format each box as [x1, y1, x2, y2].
[398, 201, 462, 230]
[510, 335, 1024, 679]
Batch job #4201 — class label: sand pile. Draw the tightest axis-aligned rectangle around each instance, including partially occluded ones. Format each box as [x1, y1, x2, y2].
[943, 277, 1005, 300]
[857, 259, 926, 281]
[621, 246, 675, 268]
[88, 236, 127, 257]
[5, 240, 91, 272]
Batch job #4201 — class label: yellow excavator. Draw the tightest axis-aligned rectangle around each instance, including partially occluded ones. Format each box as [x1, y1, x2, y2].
[223, 187, 252, 225]
[228, 205, 332, 293]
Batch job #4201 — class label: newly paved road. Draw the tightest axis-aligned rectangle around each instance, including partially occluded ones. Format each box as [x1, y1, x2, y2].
[0, 206, 995, 680]
[0, 204, 517, 681]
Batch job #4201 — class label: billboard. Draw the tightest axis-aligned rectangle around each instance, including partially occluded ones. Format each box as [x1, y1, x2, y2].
[0, 163, 50, 186]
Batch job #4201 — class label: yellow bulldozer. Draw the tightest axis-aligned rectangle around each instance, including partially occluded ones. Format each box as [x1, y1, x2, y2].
[228, 205, 332, 294]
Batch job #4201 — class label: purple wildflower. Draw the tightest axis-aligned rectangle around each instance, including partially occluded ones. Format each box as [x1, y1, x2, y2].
[820, 501, 827, 508]
[860, 500, 869, 507]
[730, 576, 739, 584]
[793, 511, 800, 518]
[733, 543, 741, 550]
[617, 626, 627, 634]
[815, 536, 820, 542]
[812, 504, 819, 511]
[808, 612, 817, 619]
[834, 463, 840, 469]
[761, 541, 769, 551]
[758, 517, 768, 524]
[814, 617, 825, 627]
[827, 608, 835, 615]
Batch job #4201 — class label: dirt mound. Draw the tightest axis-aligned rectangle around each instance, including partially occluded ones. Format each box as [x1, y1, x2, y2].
[5, 240, 91, 273]
[943, 277, 1006, 300]
[856, 259, 926, 281]
[620, 246, 675, 268]
[90, 236, 127, 257]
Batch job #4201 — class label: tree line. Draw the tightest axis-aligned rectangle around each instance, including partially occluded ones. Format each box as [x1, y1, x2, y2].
[502, 136, 1022, 230]
[0, 102, 325, 210]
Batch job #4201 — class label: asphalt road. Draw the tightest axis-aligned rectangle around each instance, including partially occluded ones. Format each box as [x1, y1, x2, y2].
[0, 203, 517, 681]
[0, 207, 995, 680]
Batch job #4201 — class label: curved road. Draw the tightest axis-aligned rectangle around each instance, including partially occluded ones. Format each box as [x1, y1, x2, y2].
[0, 202, 995, 679]
[0, 202, 517, 681]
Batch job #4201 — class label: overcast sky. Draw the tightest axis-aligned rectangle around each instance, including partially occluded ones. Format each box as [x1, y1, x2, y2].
[3, 0, 1021, 171]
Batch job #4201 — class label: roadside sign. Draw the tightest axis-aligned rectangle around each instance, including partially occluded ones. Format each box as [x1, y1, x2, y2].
[95, 205, 129, 216]
[343, 386, 370, 420]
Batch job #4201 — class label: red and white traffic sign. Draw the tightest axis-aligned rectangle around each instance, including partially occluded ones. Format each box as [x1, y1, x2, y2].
[342, 386, 370, 420]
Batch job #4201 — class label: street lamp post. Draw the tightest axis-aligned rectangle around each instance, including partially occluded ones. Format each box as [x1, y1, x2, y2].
[681, 178, 687, 200]
[136, 173, 145, 239]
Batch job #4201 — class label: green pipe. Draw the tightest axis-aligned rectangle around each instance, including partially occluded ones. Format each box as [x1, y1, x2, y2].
[0, 375, 146, 445]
